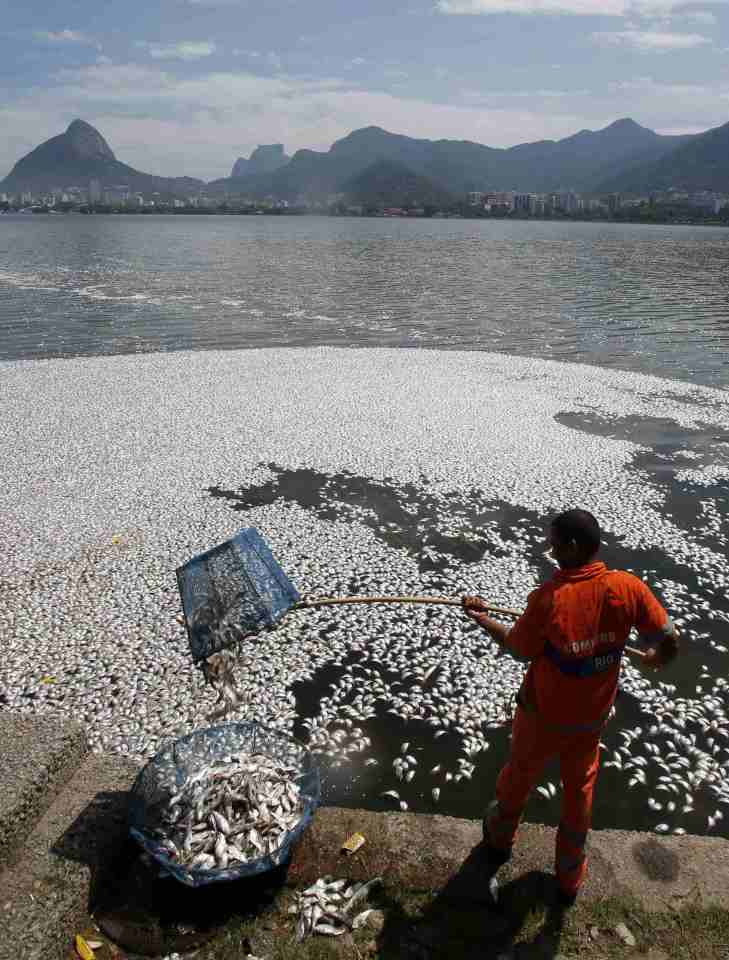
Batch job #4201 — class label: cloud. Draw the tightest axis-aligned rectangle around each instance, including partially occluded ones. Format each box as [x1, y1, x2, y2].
[608, 76, 711, 94]
[31, 28, 103, 55]
[675, 10, 716, 24]
[33, 29, 99, 47]
[436, 0, 722, 14]
[460, 86, 591, 99]
[437, 0, 627, 14]
[592, 28, 710, 48]
[138, 40, 217, 61]
[656, 123, 713, 133]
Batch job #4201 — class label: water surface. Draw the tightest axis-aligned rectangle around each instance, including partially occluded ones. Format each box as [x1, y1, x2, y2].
[1, 214, 728, 387]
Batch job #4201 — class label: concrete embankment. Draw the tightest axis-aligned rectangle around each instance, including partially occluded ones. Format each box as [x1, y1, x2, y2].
[2, 713, 729, 959]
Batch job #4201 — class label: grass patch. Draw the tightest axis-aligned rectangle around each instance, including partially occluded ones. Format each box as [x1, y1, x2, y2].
[191, 878, 729, 960]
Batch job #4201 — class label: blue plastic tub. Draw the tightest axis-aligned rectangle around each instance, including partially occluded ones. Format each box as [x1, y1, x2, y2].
[128, 721, 320, 887]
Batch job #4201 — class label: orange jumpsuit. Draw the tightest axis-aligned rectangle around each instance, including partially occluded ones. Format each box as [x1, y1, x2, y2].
[485, 560, 671, 896]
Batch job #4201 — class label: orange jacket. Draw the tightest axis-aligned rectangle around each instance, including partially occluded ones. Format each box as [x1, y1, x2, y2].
[507, 561, 670, 729]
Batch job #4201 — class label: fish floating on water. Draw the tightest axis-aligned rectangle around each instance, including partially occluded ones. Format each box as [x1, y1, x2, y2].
[290, 875, 382, 940]
[150, 750, 304, 872]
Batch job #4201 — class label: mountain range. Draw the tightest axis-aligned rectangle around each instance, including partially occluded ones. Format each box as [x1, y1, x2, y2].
[3, 116, 728, 203]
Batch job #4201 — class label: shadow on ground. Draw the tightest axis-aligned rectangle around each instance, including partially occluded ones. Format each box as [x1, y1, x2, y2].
[375, 843, 568, 960]
[52, 787, 288, 956]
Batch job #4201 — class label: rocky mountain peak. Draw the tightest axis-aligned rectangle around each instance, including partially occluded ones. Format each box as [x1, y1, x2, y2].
[64, 119, 116, 161]
[231, 143, 289, 178]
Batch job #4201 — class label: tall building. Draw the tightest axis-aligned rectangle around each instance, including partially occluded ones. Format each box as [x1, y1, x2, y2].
[607, 193, 622, 213]
[556, 192, 582, 213]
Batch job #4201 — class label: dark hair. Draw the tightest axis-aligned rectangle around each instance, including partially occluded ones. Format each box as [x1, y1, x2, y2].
[551, 509, 601, 556]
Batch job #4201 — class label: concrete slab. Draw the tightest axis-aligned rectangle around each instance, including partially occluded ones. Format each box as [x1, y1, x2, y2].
[0, 752, 138, 960]
[0, 713, 89, 866]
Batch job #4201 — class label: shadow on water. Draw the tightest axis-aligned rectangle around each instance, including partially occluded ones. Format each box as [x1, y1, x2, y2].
[209, 465, 543, 569]
[555, 411, 729, 552]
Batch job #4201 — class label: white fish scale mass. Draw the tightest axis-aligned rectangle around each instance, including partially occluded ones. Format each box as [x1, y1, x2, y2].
[1, 347, 728, 835]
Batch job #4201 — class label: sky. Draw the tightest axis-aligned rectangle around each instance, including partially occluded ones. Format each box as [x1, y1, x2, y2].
[1, 0, 728, 182]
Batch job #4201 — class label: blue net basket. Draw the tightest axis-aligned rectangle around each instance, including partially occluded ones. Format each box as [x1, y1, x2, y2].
[128, 721, 320, 887]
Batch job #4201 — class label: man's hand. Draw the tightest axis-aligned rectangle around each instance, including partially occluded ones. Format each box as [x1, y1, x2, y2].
[462, 595, 490, 621]
[637, 647, 663, 671]
[462, 596, 512, 650]
[638, 632, 679, 671]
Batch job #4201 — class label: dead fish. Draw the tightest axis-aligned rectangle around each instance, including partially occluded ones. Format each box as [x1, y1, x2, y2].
[293, 874, 381, 941]
[315, 923, 346, 936]
[344, 877, 382, 912]
[352, 908, 376, 929]
[152, 750, 304, 876]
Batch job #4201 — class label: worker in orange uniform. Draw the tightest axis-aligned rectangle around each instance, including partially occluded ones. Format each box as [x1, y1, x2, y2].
[462, 508, 679, 906]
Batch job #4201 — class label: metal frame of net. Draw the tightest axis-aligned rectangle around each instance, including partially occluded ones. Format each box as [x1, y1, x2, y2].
[176, 528, 301, 663]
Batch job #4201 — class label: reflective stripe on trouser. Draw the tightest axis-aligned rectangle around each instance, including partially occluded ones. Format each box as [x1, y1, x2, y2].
[485, 705, 601, 895]
[485, 798, 522, 848]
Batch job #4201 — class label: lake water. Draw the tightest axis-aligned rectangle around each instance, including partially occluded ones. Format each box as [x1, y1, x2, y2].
[3, 214, 729, 840]
[1, 213, 728, 388]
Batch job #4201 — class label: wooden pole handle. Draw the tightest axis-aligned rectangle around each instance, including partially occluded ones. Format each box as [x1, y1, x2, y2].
[295, 594, 646, 660]
[296, 594, 522, 618]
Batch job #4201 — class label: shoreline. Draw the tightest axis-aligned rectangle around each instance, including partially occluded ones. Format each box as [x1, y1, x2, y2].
[6, 209, 729, 230]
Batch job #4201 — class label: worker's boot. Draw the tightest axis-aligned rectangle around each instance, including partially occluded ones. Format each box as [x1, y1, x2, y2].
[555, 887, 578, 909]
[481, 815, 513, 867]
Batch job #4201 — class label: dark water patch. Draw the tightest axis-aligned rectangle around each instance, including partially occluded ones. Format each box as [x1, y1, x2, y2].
[290, 654, 728, 836]
[555, 411, 729, 554]
[554, 411, 729, 456]
[208, 465, 550, 570]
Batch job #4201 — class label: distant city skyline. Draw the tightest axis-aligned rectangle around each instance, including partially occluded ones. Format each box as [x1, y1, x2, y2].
[2, 0, 728, 181]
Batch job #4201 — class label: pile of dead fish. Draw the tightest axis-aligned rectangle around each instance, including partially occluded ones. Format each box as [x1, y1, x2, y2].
[289, 876, 382, 940]
[153, 751, 303, 871]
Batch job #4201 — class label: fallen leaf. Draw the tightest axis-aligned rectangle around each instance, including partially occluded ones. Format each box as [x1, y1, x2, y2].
[74, 934, 96, 960]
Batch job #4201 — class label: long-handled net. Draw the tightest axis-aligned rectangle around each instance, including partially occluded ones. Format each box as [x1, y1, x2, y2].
[176, 526, 642, 664]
